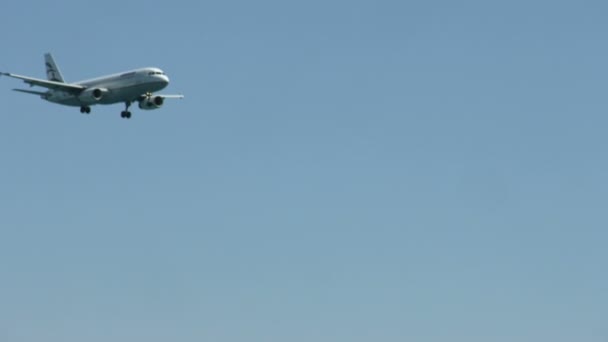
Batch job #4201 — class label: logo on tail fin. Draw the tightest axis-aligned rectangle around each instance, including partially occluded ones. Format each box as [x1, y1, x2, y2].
[44, 53, 65, 83]
[46, 62, 62, 82]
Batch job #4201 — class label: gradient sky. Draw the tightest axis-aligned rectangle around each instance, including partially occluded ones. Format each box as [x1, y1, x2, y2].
[1, 1, 607, 341]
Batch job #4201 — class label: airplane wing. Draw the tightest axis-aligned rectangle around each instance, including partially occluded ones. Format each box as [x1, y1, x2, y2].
[0, 72, 84, 93]
[156, 94, 185, 99]
[138, 93, 185, 101]
[137, 93, 185, 110]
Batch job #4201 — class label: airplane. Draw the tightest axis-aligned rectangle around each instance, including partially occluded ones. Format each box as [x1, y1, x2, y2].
[0, 53, 183, 119]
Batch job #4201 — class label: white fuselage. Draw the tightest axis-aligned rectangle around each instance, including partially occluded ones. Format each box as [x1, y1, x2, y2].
[45, 67, 169, 106]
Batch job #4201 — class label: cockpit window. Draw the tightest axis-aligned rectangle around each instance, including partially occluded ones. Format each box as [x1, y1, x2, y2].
[148, 71, 164, 76]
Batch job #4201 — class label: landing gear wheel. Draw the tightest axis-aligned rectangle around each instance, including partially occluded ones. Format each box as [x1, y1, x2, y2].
[121, 101, 132, 119]
[80, 106, 91, 114]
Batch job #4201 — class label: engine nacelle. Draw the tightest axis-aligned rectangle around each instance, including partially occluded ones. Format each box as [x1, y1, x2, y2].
[138, 95, 164, 110]
[78, 88, 108, 103]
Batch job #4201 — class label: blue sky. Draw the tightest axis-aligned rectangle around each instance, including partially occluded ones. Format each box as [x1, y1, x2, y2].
[1, 1, 607, 341]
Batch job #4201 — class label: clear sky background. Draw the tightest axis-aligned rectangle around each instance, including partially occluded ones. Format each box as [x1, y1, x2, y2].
[1, 1, 607, 341]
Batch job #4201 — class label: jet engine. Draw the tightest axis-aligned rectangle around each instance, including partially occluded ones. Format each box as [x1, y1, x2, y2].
[138, 95, 164, 110]
[78, 88, 108, 103]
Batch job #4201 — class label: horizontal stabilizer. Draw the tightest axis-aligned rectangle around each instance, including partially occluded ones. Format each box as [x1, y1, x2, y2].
[13, 88, 48, 96]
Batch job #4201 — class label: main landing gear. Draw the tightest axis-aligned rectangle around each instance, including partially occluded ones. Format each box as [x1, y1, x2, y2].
[120, 101, 132, 119]
[78, 103, 134, 119]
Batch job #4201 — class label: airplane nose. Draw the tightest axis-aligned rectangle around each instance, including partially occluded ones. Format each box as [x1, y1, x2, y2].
[160, 75, 169, 85]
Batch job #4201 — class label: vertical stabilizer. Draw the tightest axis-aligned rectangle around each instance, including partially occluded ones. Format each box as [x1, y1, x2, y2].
[44, 53, 65, 82]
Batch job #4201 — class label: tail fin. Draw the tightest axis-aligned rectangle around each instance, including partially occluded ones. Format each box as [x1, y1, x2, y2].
[44, 53, 65, 83]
